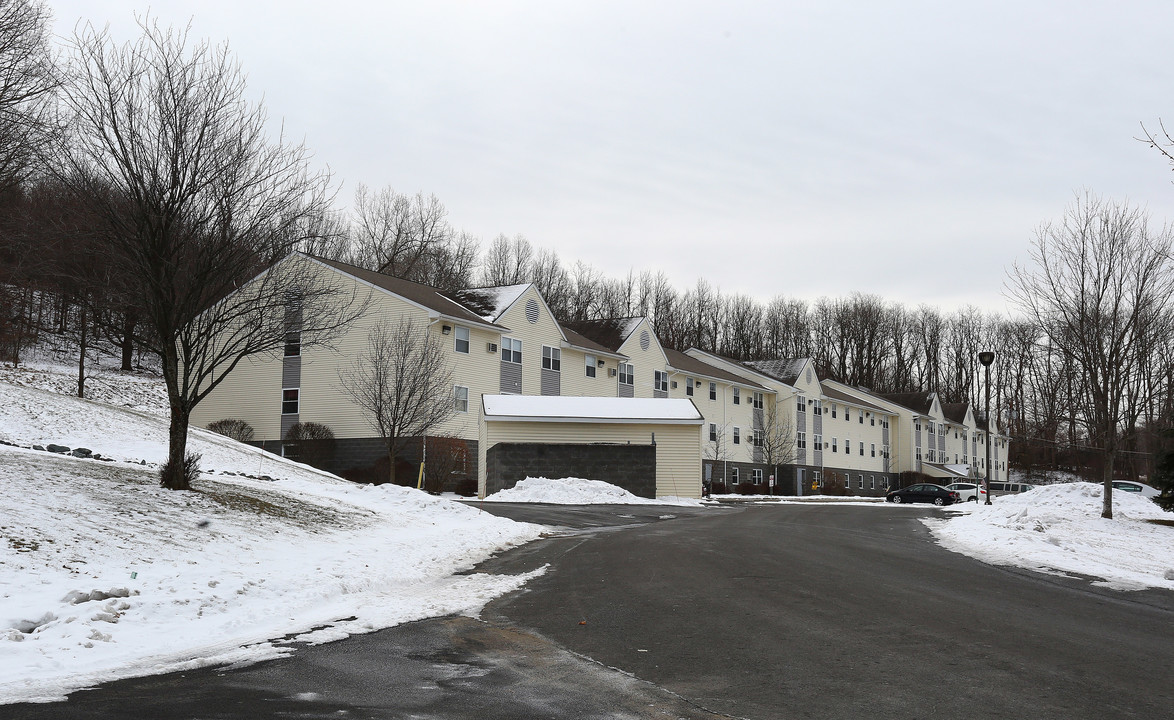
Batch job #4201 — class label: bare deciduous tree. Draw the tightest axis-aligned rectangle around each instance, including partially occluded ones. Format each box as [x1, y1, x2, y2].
[337, 318, 456, 486]
[0, 0, 57, 192]
[56, 20, 359, 490]
[1008, 193, 1174, 518]
[759, 401, 797, 491]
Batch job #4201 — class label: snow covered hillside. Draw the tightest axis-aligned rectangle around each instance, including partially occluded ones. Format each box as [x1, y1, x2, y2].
[0, 363, 545, 705]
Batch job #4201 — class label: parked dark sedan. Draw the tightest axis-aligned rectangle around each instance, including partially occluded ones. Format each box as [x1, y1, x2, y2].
[885, 483, 961, 506]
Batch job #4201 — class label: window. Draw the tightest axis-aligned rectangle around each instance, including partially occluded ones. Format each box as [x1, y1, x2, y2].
[869, 476, 875, 490]
[454, 385, 469, 412]
[813, 400, 822, 415]
[859, 441, 864, 456]
[501, 337, 521, 363]
[753, 468, 763, 483]
[871, 443, 876, 457]
[709, 423, 717, 442]
[619, 362, 634, 385]
[858, 475, 864, 489]
[654, 370, 668, 392]
[284, 330, 301, 357]
[916, 448, 922, 461]
[813, 470, 822, 486]
[710, 382, 717, 400]
[915, 421, 921, 432]
[797, 431, 807, 449]
[928, 448, 937, 462]
[281, 388, 299, 414]
[686, 377, 694, 396]
[831, 404, 837, 418]
[542, 346, 561, 371]
[454, 326, 470, 354]
[883, 418, 890, 429]
[814, 433, 822, 449]
[883, 445, 890, 458]
[859, 414, 864, 424]
[733, 387, 741, 405]
[845, 408, 850, 422]
[753, 429, 764, 447]
[733, 427, 741, 445]
[731, 468, 740, 484]
[753, 392, 764, 409]
[831, 437, 838, 453]
[927, 421, 935, 435]
[870, 416, 875, 426]
[585, 354, 597, 378]
[797, 396, 806, 413]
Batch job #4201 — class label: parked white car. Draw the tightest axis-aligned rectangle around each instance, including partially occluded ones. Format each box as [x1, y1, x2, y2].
[1112, 480, 1161, 498]
[944, 482, 988, 503]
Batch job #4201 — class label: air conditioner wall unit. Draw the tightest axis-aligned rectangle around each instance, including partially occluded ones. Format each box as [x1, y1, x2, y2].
[608, 368, 618, 377]
[487, 342, 498, 353]
[671, 381, 678, 389]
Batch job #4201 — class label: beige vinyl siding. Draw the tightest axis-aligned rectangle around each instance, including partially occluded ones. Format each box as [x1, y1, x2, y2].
[671, 376, 759, 464]
[479, 420, 702, 498]
[494, 286, 565, 396]
[190, 350, 286, 439]
[559, 347, 621, 398]
[616, 318, 668, 399]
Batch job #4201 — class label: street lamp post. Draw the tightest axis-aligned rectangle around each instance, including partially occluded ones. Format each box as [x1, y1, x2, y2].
[978, 351, 995, 505]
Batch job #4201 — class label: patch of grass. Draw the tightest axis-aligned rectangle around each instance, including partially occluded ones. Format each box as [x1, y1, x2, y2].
[198, 484, 352, 530]
[6, 536, 40, 552]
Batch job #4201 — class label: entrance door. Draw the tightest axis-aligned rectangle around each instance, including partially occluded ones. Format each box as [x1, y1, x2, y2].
[796, 468, 805, 497]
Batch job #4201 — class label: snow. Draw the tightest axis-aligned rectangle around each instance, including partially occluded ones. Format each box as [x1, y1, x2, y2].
[482, 394, 702, 422]
[481, 477, 707, 506]
[0, 364, 546, 705]
[927, 482, 1174, 591]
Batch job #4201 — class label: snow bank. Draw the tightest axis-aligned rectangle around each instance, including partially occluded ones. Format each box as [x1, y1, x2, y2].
[0, 380, 545, 704]
[928, 482, 1174, 591]
[482, 477, 707, 506]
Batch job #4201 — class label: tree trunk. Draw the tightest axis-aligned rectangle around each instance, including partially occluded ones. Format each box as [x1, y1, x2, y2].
[120, 311, 136, 371]
[159, 348, 193, 490]
[386, 448, 397, 485]
[161, 401, 193, 490]
[1102, 447, 1115, 519]
[76, 305, 86, 398]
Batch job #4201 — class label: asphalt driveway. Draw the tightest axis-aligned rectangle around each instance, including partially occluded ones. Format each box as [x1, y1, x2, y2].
[9, 502, 1174, 719]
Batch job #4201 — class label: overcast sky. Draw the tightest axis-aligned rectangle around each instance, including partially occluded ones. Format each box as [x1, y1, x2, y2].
[48, 1, 1174, 314]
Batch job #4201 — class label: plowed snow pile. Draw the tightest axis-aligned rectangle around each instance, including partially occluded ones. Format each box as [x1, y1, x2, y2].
[928, 482, 1174, 591]
[481, 476, 705, 505]
[0, 379, 545, 704]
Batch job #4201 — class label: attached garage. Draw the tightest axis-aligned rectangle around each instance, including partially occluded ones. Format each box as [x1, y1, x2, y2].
[478, 395, 704, 499]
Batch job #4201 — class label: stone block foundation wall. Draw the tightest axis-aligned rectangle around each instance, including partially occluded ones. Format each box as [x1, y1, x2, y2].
[486, 442, 656, 498]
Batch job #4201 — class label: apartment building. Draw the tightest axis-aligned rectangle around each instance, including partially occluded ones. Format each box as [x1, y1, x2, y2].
[190, 254, 1009, 498]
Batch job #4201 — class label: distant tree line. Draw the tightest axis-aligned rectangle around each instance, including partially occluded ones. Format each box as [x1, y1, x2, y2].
[2, 0, 1174, 497]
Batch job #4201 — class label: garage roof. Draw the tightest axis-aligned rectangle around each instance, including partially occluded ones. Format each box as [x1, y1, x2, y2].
[482, 395, 703, 424]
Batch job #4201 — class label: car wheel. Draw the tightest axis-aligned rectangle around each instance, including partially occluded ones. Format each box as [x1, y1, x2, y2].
[969, 495, 977, 502]
[933, 497, 946, 506]
[891, 495, 903, 503]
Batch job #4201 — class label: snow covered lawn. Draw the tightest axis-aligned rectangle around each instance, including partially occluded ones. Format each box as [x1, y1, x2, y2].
[481, 476, 708, 506]
[928, 483, 1174, 591]
[0, 379, 545, 705]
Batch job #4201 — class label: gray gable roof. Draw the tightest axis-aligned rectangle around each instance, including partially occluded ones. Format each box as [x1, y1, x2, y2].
[664, 348, 768, 390]
[444, 284, 530, 324]
[821, 383, 889, 414]
[564, 317, 645, 353]
[311, 256, 507, 330]
[745, 358, 807, 386]
[941, 402, 971, 425]
[879, 391, 935, 415]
